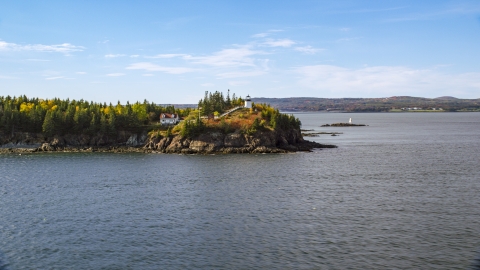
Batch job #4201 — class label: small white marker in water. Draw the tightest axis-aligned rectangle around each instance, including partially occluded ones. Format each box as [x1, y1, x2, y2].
[349, 118, 352, 123]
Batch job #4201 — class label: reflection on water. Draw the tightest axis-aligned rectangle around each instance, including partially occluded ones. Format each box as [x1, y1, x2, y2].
[0, 112, 479, 269]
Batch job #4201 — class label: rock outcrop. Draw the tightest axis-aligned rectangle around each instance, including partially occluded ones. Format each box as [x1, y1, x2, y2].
[1, 128, 336, 154]
[141, 128, 336, 154]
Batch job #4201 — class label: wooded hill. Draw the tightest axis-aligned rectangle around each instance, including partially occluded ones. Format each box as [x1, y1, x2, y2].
[0, 95, 193, 137]
[167, 91, 301, 138]
[0, 92, 301, 141]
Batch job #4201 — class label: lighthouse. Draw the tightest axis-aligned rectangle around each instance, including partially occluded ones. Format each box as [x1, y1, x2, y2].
[244, 95, 252, 109]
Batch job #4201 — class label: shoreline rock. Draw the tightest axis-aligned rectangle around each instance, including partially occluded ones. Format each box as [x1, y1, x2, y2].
[0, 129, 337, 155]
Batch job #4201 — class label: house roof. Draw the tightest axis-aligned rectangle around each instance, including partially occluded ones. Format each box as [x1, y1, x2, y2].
[160, 113, 178, 119]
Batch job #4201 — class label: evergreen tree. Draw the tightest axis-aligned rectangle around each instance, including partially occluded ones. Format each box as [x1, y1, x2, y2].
[226, 89, 231, 107]
[64, 105, 76, 132]
[42, 111, 55, 137]
[73, 108, 88, 134]
[89, 112, 99, 134]
[100, 113, 108, 134]
[107, 111, 117, 137]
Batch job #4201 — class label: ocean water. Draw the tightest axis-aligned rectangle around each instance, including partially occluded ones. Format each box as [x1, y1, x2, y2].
[1, 112, 480, 269]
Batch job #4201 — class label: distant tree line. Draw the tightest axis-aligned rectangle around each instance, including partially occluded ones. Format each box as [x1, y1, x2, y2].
[251, 97, 480, 112]
[0, 95, 191, 137]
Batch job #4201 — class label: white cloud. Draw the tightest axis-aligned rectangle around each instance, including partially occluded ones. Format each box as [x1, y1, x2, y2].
[0, 75, 17, 79]
[185, 46, 262, 67]
[134, 46, 270, 78]
[106, 73, 125, 77]
[105, 54, 126, 58]
[228, 81, 250, 86]
[130, 55, 140, 58]
[262, 39, 296, 47]
[0, 40, 84, 53]
[138, 44, 270, 74]
[126, 62, 196, 74]
[216, 70, 266, 79]
[142, 74, 154, 76]
[252, 33, 269, 38]
[340, 28, 351, 32]
[201, 83, 214, 87]
[252, 29, 283, 38]
[76, 71, 87, 74]
[295, 46, 324, 54]
[147, 53, 190, 59]
[45, 76, 65, 80]
[41, 70, 61, 77]
[295, 65, 480, 97]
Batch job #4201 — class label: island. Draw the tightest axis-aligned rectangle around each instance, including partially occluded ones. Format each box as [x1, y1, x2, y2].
[0, 92, 336, 154]
[321, 123, 367, 127]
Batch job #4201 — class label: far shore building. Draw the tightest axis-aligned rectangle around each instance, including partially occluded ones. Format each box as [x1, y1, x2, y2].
[159, 113, 180, 125]
[244, 95, 252, 109]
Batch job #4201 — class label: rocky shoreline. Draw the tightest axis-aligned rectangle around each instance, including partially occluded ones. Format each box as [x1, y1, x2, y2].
[0, 129, 337, 155]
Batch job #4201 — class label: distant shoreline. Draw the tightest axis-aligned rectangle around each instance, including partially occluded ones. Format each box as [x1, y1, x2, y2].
[280, 110, 480, 113]
[253, 96, 480, 112]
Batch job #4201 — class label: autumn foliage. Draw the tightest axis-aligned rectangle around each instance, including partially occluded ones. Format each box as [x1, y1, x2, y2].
[0, 95, 191, 137]
[173, 92, 301, 138]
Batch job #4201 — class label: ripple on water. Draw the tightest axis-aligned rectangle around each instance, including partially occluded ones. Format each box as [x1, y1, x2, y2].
[1, 113, 480, 269]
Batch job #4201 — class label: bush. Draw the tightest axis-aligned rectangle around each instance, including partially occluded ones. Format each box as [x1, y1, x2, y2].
[179, 118, 205, 138]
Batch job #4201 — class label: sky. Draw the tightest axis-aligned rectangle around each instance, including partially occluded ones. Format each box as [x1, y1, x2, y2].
[1, 0, 480, 103]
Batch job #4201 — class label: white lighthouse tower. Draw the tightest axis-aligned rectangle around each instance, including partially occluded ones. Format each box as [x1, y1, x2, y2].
[244, 95, 252, 109]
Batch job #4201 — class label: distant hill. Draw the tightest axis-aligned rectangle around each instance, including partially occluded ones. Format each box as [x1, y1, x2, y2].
[435, 96, 458, 100]
[158, 104, 197, 109]
[250, 96, 480, 112]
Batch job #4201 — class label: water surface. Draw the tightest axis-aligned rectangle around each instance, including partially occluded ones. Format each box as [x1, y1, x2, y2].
[1, 112, 479, 269]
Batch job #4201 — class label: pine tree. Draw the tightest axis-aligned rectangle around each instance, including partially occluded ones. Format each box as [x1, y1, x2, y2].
[89, 112, 99, 135]
[100, 113, 107, 134]
[108, 111, 117, 137]
[226, 89, 231, 107]
[42, 111, 55, 137]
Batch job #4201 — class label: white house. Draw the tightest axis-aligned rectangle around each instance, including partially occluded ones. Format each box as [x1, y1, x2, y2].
[160, 113, 180, 125]
[244, 95, 252, 109]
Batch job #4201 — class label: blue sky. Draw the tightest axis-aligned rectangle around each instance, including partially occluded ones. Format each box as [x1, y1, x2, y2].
[1, 0, 479, 103]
